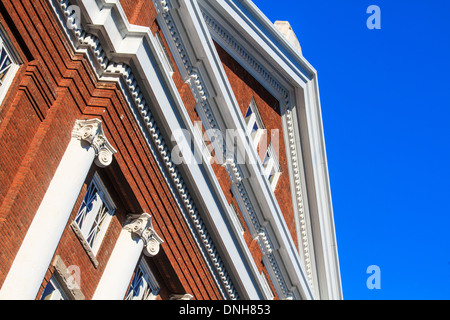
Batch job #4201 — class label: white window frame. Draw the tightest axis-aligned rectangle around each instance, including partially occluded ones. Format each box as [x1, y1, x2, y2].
[0, 25, 20, 106]
[125, 258, 160, 300]
[73, 172, 116, 256]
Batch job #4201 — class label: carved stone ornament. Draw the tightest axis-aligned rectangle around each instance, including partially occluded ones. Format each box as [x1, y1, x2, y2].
[72, 119, 117, 168]
[124, 213, 164, 257]
[169, 293, 194, 300]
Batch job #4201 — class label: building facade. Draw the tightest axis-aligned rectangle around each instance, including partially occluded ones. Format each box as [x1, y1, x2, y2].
[0, 0, 341, 300]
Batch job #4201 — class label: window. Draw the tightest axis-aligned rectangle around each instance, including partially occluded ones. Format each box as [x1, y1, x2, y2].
[125, 258, 160, 300]
[155, 32, 174, 76]
[260, 271, 275, 300]
[263, 144, 282, 190]
[40, 275, 68, 300]
[244, 98, 265, 147]
[73, 172, 115, 255]
[0, 26, 20, 105]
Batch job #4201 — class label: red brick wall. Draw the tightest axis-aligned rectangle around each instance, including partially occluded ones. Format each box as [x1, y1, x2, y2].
[0, 0, 222, 300]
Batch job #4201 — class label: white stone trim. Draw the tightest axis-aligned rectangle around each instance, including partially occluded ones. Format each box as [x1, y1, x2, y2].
[169, 293, 194, 300]
[274, 21, 302, 55]
[201, 9, 290, 105]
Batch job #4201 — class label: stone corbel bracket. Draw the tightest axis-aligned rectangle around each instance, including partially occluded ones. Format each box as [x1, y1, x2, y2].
[123, 213, 164, 257]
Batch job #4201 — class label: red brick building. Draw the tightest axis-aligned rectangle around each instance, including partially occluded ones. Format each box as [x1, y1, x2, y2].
[0, 0, 341, 300]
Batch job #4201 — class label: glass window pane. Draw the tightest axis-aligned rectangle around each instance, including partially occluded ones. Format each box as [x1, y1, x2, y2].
[40, 276, 68, 300]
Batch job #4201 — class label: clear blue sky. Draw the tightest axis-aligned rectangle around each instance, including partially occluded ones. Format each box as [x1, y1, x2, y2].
[252, 0, 450, 299]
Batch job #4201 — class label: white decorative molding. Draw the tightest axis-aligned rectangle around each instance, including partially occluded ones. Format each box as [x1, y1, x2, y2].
[70, 221, 99, 267]
[72, 119, 117, 168]
[233, 181, 294, 298]
[123, 213, 163, 257]
[134, 0, 340, 300]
